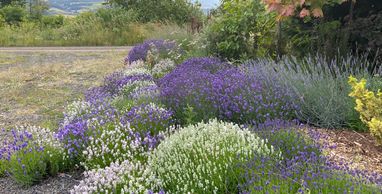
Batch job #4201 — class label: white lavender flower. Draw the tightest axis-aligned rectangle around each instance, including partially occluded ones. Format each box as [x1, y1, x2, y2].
[123, 67, 152, 77]
[148, 119, 275, 193]
[81, 122, 146, 170]
[71, 160, 162, 194]
[152, 58, 176, 79]
[62, 100, 91, 126]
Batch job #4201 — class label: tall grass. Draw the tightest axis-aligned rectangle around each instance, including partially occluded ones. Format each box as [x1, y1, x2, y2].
[0, 13, 189, 46]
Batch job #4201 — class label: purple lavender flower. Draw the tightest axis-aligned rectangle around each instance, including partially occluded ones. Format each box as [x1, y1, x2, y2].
[121, 103, 173, 135]
[158, 57, 296, 124]
[57, 99, 118, 158]
[103, 72, 153, 97]
[85, 72, 153, 103]
[0, 129, 33, 162]
[238, 121, 382, 193]
[125, 40, 180, 64]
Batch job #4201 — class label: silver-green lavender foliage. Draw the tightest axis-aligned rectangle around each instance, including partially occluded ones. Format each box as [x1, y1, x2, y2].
[247, 55, 381, 130]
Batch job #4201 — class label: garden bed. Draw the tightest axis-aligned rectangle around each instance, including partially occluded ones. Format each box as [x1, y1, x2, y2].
[0, 42, 381, 193]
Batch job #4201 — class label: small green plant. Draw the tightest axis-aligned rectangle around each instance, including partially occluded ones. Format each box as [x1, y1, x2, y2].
[112, 96, 135, 113]
[7, 146, 48, 186]
[183, 104, 197, 125]
[0, 159, 5, 177]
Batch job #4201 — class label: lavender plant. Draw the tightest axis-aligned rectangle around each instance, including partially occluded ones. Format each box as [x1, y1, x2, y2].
[121, 103, 173, 135]
[85, 69, 153, 104]
[152, 59, 176, 79]
[125, 39, 182, 65]
[159, 57, 296, 124]
[148, 119, 276, 193]
[247, 55, 382, 130]
[104, 71, 153, 98]
[81, 120, 164, 170]
[0, 127, 69, 186]
[238, 120, 382, 193]
[113, 77, 159, 111]
[71, 160, 163, 194]
[57, 99, 118, 158]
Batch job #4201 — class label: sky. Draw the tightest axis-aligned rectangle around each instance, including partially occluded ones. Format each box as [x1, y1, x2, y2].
[192, 0, 220, 9]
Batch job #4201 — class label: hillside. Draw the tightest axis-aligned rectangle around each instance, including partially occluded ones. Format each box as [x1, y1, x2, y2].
[48, 0, 104, 15]
[47, 0, 220, 15]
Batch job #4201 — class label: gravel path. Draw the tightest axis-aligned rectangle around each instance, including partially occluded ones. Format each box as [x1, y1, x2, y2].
[0, 46, 132, 52]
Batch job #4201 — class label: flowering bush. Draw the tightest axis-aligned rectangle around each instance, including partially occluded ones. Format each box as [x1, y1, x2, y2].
[125, 40, 181, 65]
[239, 121, 382, 193]
[104, 71, 153, 98]
[123, 67, 152, 78]
[129, 84, 161, 103]
[71, 160, 163, 194]
[81, 120, 164, 170]
[152, 59, 176, 79]
[57, 99, 118, 158]
[85, 69, 153, 103]
[127, 60, 148, 70]
[148, 119, 275, 193]
[121, 103, 173, 135]
[159, 57, 227, 123]
[159, 57, 296, 124]
[113, 78, 160, 112]
[0, 127, 68, 186]
[349, 76, 382, 144]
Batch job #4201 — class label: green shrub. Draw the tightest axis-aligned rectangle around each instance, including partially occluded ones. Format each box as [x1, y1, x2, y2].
[0, 4, 26, 25]
[107, 0, 202, 25]
[204, 0, 276, 61]
[40, 15, 64, 28]
[349, 76, 382, 144]
[0, 6, 188, 46]
[148, 119, 276, 193]
[95, 7, 138, 29]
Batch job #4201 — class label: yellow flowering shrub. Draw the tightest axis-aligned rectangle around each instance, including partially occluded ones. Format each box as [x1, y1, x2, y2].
[348, 76, 382, 144]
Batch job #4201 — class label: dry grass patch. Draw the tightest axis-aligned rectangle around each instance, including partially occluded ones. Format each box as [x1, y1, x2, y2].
[0, 51, 126, 129]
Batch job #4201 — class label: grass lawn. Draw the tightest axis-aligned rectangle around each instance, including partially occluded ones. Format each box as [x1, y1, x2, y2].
[0, 50, 126, 130]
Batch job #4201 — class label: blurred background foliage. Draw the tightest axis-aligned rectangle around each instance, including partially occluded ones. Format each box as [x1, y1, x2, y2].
[0, 0, 380, 65]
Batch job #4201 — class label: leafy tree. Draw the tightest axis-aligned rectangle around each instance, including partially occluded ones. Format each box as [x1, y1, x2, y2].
[0, 4, 26, 24]
[28, 0, 49, 20]
[106, 0, 202, 25]
[0, 0, 26, 8]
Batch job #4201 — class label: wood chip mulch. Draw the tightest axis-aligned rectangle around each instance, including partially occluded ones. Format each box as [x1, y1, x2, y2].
[314, 128, 382, 175]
